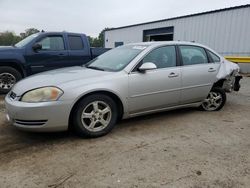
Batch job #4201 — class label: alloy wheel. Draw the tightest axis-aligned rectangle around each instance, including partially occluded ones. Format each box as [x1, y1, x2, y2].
[81, 101, 112, 132]
[201, 91, 223, 111]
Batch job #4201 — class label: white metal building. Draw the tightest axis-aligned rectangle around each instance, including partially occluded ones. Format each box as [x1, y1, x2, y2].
[104, 4, 250, 58]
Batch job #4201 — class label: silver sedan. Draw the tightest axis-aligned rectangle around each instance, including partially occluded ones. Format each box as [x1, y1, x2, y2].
[5, 42, 241, 137]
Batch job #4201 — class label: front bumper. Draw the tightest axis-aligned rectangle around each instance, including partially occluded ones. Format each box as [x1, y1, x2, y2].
[5, 95, 72, 132]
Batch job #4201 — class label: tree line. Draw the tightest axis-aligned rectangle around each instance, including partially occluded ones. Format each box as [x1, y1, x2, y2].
[0, 28, 107, 47]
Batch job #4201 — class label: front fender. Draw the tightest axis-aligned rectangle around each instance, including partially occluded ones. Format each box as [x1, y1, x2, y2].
[59, 76, 129, 118]
[0, 51, 27, 76]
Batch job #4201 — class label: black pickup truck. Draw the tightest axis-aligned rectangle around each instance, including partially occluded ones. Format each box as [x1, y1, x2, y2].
[0, 31, 110, 93]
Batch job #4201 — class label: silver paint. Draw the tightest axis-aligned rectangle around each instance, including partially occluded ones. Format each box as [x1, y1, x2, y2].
[5, 42, 235, 132]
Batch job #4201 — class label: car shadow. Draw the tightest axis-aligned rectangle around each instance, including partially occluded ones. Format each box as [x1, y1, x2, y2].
[4, 107, 197, 139]
[0, 106, 198, 160]
[116, 107, 197, 129]
[0, 107, 200, 165]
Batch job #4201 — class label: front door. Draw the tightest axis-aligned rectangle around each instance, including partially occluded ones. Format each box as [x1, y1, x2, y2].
[128, 45, 181, 115]
[25, 35, 69, 74]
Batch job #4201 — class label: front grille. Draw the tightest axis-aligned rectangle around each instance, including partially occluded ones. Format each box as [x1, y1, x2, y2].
[9, 91, 17, 100]
[14, 119, 48, 126]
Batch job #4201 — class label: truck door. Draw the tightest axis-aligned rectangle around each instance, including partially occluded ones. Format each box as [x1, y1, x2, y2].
[25, 34, 69, 74]
[67, 35, 92, 66]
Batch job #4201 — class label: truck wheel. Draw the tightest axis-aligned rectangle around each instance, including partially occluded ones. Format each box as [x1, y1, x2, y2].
[72, 94, 118, 138]
[199, 87, 226, 111]
[0, 67, 22, 94]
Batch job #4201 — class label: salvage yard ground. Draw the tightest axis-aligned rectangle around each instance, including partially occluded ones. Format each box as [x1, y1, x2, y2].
[0, 77, 249, 188]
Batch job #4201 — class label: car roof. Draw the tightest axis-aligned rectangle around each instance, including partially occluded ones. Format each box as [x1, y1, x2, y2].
[125, 41, 220, 56]
[126, 41, 206, 47]
[37, 31, 86, 36]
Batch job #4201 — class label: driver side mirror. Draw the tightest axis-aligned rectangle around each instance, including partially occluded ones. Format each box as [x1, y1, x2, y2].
[138, 62, 157, 73]
[32, 43, 42, 52]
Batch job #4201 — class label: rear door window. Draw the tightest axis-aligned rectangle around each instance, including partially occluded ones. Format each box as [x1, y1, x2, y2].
[179, 45, 208, 65]
[68, 36, 84, 50]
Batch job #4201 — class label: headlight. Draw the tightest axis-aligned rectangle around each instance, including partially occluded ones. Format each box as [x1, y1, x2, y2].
[21, 87, 63, 102]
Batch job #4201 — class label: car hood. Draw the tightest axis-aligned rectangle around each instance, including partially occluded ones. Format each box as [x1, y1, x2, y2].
[12, 66, 113, 95]
[0, 46, 18, 52]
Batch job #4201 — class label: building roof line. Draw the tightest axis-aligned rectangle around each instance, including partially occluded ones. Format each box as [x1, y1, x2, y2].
[105, 4, 250, 31]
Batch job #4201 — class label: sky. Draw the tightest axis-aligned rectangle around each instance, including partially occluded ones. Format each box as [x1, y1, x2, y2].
[0, 0, 249, 37]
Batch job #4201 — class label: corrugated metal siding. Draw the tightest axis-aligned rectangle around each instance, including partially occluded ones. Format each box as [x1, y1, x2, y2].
[105, 6, 250, 56]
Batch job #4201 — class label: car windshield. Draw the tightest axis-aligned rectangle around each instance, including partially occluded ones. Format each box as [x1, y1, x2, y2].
[15, 33, 40, 48]
[86, 45, 148, 72]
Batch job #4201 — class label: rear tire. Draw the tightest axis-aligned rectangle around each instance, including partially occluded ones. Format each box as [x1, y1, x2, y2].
[199, 87, 226, 111]
[72, 94, 118, 138]
[0, 66, 22, 94]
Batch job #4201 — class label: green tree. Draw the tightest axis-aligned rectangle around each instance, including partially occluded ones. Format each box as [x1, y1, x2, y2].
[87, 36, 94, 46]
[0, 28, 112, 47]
[89, 28, 112, 47]
[0, 31, 21, 46]
[20, 28, 40, 39]
[88, 35, 102, 47]
[0, 28, 40, 46]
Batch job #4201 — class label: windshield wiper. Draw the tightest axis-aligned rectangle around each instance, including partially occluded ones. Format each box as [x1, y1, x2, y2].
[86, 66, 105, 71]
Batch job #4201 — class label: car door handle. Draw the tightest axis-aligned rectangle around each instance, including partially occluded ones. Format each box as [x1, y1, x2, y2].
[168, 72, 179, 78]
[208, 68, 216, 72]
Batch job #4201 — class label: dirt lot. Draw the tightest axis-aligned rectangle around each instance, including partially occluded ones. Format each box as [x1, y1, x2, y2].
[0, 78, 249, 188]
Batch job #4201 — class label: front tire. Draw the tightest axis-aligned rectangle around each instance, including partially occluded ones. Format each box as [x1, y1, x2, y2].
[0, 66, 22, 94]
[200, 87, 226, 111]
[72, 94, 118, 138]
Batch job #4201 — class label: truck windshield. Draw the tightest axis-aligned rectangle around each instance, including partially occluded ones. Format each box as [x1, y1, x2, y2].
[86, 45, 148, 72]
[15, 33, 40, 48]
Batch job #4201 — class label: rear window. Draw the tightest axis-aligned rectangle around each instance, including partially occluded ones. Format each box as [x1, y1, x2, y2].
[180, 45, 208, 65]
[68, 36, 84, 50]
[207, 50, 220, 62]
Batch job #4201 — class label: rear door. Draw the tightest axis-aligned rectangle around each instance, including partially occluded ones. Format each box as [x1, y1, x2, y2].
[67, 35, 92, 66]
[178, 45, 220, 104]
[26, 34, 69, 74]
[128, 45, 181, 115]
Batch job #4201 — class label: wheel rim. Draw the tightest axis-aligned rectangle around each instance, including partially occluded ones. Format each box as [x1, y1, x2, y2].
[0, 73, 16, 90]
[202, 91, 223, 111]
[81, 101, 112, 132]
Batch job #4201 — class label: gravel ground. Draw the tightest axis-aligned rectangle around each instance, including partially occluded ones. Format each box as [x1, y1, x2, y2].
[0, 77, 249, 188]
